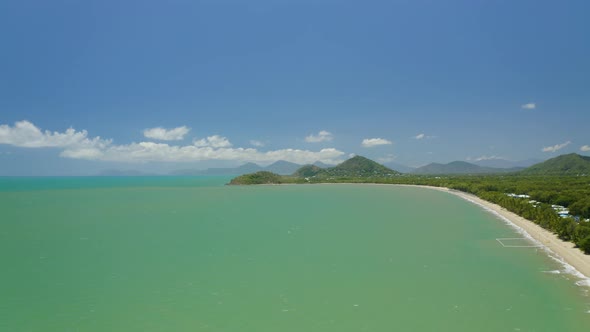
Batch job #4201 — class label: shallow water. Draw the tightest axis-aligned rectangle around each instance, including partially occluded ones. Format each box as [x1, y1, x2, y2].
[1, 178, 589, 331]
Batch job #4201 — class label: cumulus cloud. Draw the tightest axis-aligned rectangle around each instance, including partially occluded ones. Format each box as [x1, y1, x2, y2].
[143, 126, 190, 141]
[415, 133, 425, 140]
[0, 120, 111, 149]
[193, 135, 232, 148]
[581, 145, 590, 152]
[521, 103, 536, 110]
[542, 141, 571, 153]
[305, 130, 333, 143]
[250, 140, 264, 147]
[0, 120, 346, 165]
[70, 144, 345, 165]
[361, 138, 392, 148]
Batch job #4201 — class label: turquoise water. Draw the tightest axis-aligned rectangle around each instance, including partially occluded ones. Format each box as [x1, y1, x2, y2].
[1, 178, 589, 331]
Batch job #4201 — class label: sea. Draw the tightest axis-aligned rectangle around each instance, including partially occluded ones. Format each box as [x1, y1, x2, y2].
[1, 177, 589, 331]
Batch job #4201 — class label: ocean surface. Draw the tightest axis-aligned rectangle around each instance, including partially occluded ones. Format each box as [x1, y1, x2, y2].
[1, 177, 589, 331]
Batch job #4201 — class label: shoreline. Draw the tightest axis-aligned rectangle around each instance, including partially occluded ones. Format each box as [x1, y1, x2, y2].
[395, 184, 590, 282]
[316, 182, 590, 282]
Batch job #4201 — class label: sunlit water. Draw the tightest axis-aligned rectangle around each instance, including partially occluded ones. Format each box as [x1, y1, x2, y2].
[1, 178, 589, 331]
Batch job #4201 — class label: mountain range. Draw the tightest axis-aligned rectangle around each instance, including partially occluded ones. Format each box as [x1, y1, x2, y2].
[98, 154, 590, 177]
[410, 154, 590, 175]
[230, 156, 399, 184]
[411, 161, 523, 175]
[170, 160, 324, 176]
[230, 153, 590, 184]
[472, 158, 542, 169]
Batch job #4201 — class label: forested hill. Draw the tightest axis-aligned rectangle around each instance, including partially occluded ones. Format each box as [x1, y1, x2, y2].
[521, 153, 590, 175]
[412, 161, 520, 175]
[306, 156, 400, 178]
[228, 171, 283, 185]
[229, 156, 399, 184]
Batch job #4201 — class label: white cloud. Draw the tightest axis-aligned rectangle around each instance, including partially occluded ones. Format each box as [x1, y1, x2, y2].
[581, 145, 590, 152]
[474, 156, 502, 161]
[60, 148, 105, 160]
[542, 141, 571, 153]
[193, 135, 232, 148]
[143, 126, 190, 141]
[521, 103, 536, 110]
[70, 144, 345, 165]
[305, 130, 333, 143]
[250, 140, 264, 147]
[377, 154, 396, 163]
[361, 138, 392, 148]
[0, 120, 111, 149]
[413, 133, 436, 140]
[0, 120, 346, 165]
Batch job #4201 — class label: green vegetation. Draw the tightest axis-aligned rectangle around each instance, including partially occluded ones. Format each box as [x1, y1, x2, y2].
[313, 156, 399, 178]
[520, 153, 590, 175]
[293, 164, 323, 177]
[229, 154, 590, 254]
[228, 171, 287, 185]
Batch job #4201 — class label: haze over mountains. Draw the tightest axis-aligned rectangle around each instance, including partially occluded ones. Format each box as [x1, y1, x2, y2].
[472, 158, 542, 169]
[381, 158, 539, 174]
[230, 153, 590, 185]
[411, 161, 523, 175]
[410, 154, 590, 176]
[230, 156, 399, 184]
[169, 160, 319, 176]
[96, 154, 590, 177]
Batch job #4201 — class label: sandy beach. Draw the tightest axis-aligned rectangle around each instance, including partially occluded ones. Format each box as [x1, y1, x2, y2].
[397, 184, 590, 281]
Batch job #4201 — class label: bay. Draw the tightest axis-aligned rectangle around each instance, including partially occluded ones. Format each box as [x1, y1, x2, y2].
[1, 178, 589, 331]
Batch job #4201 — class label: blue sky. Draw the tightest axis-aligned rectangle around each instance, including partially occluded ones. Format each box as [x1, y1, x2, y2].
[1, 0, 589, 175]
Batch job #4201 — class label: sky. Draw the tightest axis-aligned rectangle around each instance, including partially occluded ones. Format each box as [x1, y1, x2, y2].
[1, 0, 589, 175]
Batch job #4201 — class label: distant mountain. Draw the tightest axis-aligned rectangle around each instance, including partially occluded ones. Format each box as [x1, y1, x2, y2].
[301, 156, 400, 178]
[384, 162, 415, 173]
[293, 165, 323, 177]
[170, 163, 261, 176]
[412, 161, 519, 175]
[264, 160, 302, 175]
[97, 169, 153, 176]
[473, 158, 542, 169]
[235, 162, 264, 174]
[230, 156, 399, 184]
[313, 161, 334, 168]
[170, 160, 302, 176]
[520, 153, 590, 175]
